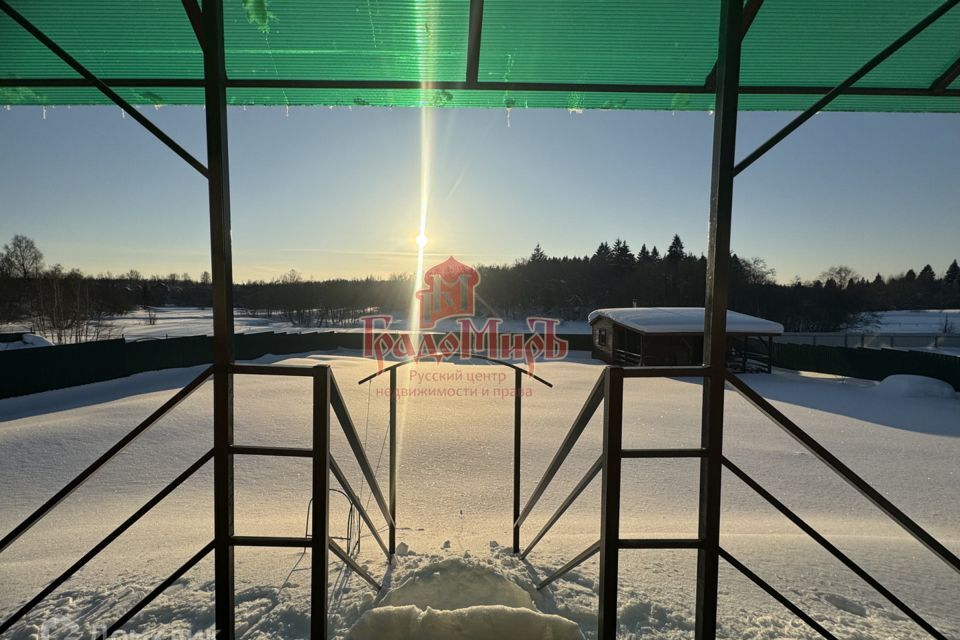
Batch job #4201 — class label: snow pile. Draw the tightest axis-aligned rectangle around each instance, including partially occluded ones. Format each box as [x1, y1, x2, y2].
[348, 555, 582, 640]
[348, 604, 583, 640]
[0, 333, 53, 351]
[874, 375, 957, 399]
[379, 557, 535, 610]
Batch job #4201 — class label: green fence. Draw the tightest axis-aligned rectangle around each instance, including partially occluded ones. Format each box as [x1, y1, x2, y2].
[0, 332, 593, 399]
[773, 343, 960, 391]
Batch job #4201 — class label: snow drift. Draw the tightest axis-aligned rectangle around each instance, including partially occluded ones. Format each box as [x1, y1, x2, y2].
[874, 374, 957, 399]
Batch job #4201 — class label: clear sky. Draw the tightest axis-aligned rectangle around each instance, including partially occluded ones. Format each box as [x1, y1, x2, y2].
[1, 104, 958, 283]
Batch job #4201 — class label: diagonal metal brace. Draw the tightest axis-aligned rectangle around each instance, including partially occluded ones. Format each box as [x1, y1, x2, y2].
[734, 0, 960, 176]
[0, 0, 209, 178]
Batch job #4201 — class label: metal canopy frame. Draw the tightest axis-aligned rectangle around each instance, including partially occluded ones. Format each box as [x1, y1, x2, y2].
[2, 0, 958, 638]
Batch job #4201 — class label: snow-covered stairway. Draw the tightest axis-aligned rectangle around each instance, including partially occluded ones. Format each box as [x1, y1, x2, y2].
[345, 545, 585, 640]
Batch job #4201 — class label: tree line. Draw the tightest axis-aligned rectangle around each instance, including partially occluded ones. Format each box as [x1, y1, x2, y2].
[2, 233, 958, 343]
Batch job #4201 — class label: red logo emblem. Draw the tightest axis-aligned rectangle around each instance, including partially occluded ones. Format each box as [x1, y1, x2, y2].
[415, 256, 481, 329]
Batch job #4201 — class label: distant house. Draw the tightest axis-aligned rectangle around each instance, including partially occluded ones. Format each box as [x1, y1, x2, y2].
[588, 307, 783, 371]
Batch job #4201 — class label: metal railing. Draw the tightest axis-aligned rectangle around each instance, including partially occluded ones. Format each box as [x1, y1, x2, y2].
[0, 362, 393, 639]
[357, 353, 552, 554]
[517, 364, 958, 640]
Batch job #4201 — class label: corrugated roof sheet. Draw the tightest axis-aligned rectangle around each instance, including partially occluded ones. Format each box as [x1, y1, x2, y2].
[1, 0, 958, 111]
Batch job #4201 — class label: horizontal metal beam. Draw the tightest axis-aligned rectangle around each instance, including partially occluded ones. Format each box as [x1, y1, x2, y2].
[621, 365, 708, 379]
[2, 77, 958, 98]
[0, 1, 209, 177]
[520, 456, 602, 560]
[621, 448, 707, 459]
[329, 456, 390, 559]
[0, 450, 214, 635]
[725, 372, 960, 576]
[97, 541, 215, 640]
[329, 376, 395, 528]
[719, 548, 838, 640]
[516, 370, 606, 528]
[537, 540, 601, 590]
[231, 535, 311, 548]
[228, 363, 316, 377]
[229, 445, 312, 458]
[723, 456, 947, 639]
[0, 366, 214, 554]
[735, 0, 960, 175]
[619, 538, 704, 550]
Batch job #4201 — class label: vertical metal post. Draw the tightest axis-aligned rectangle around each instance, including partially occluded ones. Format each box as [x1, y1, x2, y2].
[767, 336, 773, 374]
[697, 0, 742, 637]
[389, 367, 397, 558]
[203, 0, 236, 637]
[312, 365, 331, 639]
[597, 366, 624, 640]
[513, 369, 522, 554]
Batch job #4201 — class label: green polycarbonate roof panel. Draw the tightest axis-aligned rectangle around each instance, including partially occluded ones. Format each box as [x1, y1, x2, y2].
[224, 0, 469, 81]
[478, 0, 719, 85]
[2, 0, 959, 112]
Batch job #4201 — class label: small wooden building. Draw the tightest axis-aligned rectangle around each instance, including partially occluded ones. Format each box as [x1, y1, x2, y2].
[588, 307, 783, 372]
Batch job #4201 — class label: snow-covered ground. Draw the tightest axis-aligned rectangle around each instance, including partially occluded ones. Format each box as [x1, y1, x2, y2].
[1, 353, 958, 639]
[100, 307, 593, 342]
[863, 310, 960, 334]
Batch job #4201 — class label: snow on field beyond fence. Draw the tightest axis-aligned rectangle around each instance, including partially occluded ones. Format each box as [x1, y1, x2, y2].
[0, 353, 958, 639]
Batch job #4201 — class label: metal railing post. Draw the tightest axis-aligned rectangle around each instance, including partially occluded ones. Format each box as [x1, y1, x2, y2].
[202, 0, 236, 636]
[513, 368, 522, 553]
[697, 0, 742, 637]
[389, 366, 397, 558]
[312, 365, 331, 639]
[597, 366, 624, 640]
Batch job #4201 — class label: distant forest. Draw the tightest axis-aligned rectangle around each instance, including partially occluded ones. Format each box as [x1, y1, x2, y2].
[2, 233, 959, 342]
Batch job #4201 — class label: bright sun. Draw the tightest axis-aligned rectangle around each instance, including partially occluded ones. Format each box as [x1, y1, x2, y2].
[416, 233, 429, 249]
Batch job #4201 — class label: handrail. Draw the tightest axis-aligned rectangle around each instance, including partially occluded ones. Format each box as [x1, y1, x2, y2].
[718, 548, 838, 640]
[516, 370, 605, 528]
[230, 535, 382, 591]
[329, 375, 395, 529]
[356, 352, 553, 388]
[520, 455, 602, 560]
[725, 371, 960, 576]
[723, 456, 948, 639]
[0, 449, 214, 634]
[537, 540, 600, 590]
[0, 364, 215, 553]
[329, 456, 390, 559]
[95, 541, 215, 640]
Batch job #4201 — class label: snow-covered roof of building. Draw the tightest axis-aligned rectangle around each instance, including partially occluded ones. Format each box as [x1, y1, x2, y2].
[587, 307, 783, 336]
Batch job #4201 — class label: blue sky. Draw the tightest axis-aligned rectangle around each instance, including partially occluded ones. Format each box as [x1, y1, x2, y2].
[0, 104, 958, 283]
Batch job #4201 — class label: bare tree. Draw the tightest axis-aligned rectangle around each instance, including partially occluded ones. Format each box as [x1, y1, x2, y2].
[819, 265, 858, 289]
[2, 234, 44, 279]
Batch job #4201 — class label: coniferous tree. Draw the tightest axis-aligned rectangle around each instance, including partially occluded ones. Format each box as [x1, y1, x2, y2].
[666, 234, 685, 263]
[945, 260, 959, 285]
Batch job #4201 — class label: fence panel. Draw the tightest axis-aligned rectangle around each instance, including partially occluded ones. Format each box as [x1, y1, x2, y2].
[773, 343, 960, 391]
